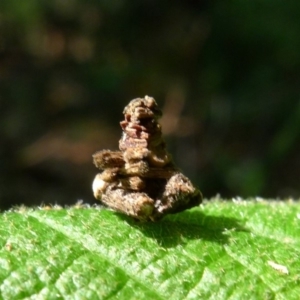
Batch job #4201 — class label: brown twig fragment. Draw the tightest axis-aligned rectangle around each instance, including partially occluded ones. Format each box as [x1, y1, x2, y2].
[92, 96, 202, 221]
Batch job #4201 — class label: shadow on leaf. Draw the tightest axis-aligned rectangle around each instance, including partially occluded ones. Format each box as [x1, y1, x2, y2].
[118, 209, 249, 248]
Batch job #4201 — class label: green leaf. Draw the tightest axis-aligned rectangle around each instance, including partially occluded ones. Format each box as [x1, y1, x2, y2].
[0, 200, 299, 299]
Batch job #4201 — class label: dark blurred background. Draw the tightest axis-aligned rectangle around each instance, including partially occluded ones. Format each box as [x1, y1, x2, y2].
[1, 1, 300, 209]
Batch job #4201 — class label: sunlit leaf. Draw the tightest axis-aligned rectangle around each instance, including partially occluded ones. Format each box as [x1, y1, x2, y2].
[0, 200, 299, 299]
